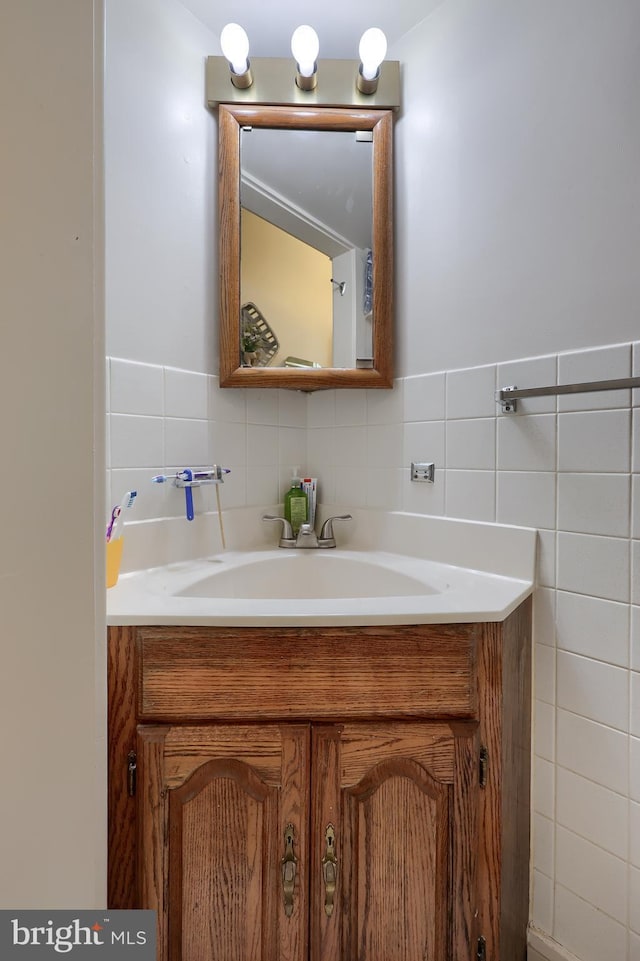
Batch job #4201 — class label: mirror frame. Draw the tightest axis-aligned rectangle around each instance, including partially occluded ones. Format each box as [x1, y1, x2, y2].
[218, 104, 394, 390]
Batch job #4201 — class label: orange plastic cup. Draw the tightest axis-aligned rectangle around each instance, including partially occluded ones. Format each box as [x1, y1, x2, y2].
[106, 538, 124, 588]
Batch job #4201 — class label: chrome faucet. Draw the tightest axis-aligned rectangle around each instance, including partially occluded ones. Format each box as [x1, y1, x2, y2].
[263, 514, 352, 549]
[295, 522, 319, 548]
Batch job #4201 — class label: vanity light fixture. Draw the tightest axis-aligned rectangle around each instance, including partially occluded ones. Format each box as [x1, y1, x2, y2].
[291, 25, 320, 91]
[209, 25, 399, 109]
[220, 22, 253, 89]
[357, 27, 387, 94]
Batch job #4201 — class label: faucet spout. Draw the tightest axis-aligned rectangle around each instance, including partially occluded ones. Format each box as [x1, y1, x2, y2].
[295, 522, 319, 549]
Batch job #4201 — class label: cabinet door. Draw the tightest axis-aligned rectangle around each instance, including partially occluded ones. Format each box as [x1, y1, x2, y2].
[310, 722, 478, 961]
[137, 723, 310, 961]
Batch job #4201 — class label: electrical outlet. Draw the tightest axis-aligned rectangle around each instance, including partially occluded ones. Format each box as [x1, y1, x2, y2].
[410, 462, 435, 483]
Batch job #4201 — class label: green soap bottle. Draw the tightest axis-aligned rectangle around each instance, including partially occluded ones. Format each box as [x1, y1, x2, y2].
[284, 468, 308, 535]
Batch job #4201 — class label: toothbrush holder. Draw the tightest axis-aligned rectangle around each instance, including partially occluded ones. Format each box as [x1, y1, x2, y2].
[106, 538, 124, 588]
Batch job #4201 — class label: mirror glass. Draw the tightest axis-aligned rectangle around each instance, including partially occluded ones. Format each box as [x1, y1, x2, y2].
[240, 128, 373, 370]
[218, 105, 393, 390]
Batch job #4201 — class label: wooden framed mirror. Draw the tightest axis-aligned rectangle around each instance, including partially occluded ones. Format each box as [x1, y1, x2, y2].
[218, 104, 394, 390]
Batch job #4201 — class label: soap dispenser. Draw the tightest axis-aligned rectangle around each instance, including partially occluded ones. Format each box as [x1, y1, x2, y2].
[284, 467, 308, 535]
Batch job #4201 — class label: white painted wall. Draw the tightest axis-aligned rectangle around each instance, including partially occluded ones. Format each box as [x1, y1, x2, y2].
[0, 0, 105, 907]
[105, 0, 217, 372]
[395, 0, 640, 375]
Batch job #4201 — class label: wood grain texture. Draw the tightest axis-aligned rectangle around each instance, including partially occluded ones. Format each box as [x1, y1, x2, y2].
[162, 725, 289, 789]
[475, 602, 532, 961]
[499, 598, 532, 961]
[451, 726, 480, 958]
[108, 608, 531, 959]
[344, 758, 448, 960]
[217, 104, 395, 390]
[337, 724, 464, 960]
[280, 726, 311, 961]
[107, 626, 137, 908]
[371, 109, 393, 387]
[140, 723, 309, 961]
[138, 624, 478, 722]
[337, 720, 458, 784]
[309, 722, 478, 960]
[310, 727, 341, 961]
[169, 758, 276, 961]
[137, 726, 169, 961]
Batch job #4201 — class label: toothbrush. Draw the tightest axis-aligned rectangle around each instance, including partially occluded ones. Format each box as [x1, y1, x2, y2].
[105, 506, 120, 542]
[182, 469, 195, 521]
[107, 490, 137, 542]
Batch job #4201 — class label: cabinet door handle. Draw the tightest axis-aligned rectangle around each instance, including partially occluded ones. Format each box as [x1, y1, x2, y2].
[322, 824, 338, 917]
[281, 823, 297, 918]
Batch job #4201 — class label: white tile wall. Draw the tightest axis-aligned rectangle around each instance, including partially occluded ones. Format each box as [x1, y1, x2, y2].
[557, 532, 630, 603]
[557, 473, 630, 538]
[446, 364, 496, 419]
[556, 592, 629, 668]
[110, 357, 163, 415]
[446, 418, 496, 470]
[497, 413, 557, 472]
[531, 869, 554, 934]
[497, 354, 557, 416]
[445, 470, 496, 521]
[557, 344, 632, 413]
[629, 737, 640, 808]
[558, 410, 631, 473]
[554, 884, 627, 961]
[557, 651, 628, 731]
[441, 341, 638, 961]
[556, 767, 628, 859]
[107, 357, 306, 532]
[632, 798, 640, 857]
[633, 542, 640, 607]
[108, 339, 640, 959]
[403, 372, 446, 421]
[497, 471, 556, 529]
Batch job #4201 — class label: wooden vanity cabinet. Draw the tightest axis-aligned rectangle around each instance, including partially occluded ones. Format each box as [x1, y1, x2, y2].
[108, 601, 531, 961]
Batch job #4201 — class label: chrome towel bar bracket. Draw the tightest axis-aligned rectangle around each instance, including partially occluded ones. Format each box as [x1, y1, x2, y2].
[496, 376, 640, 413]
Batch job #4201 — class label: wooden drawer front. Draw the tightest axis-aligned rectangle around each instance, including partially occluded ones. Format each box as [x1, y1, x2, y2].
[137, 624, 477, 721]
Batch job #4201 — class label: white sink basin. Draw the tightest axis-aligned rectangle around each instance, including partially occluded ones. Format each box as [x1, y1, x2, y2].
[175, 552, 444, 600]
[106, 511, 537, 627]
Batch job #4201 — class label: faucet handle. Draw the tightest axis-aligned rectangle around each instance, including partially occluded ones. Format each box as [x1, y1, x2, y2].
[318, 514, 352, 548]
[262, 514, 295, 547]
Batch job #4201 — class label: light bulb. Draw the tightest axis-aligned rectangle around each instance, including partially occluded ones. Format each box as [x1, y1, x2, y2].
[291, 25, 319, 78]
[220, 22, 250, 76]
[358, 27, 387, 81]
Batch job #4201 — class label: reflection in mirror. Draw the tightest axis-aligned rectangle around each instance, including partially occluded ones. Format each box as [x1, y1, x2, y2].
[218, 104, 394, 390]
[240, 128, 374, 369]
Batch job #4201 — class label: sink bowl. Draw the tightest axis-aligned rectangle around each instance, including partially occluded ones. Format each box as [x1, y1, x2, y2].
[175, 552, 443, 600]
[106, 512, 536, 627]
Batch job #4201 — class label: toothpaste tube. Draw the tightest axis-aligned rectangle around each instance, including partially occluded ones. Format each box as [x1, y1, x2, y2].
[302, 477, 317, 527]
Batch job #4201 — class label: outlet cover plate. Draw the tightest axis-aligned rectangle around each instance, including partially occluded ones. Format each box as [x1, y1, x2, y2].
[411, 462, 435, 483]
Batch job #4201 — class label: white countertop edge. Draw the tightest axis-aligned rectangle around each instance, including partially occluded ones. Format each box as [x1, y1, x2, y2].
[107, 577, 533, 627]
